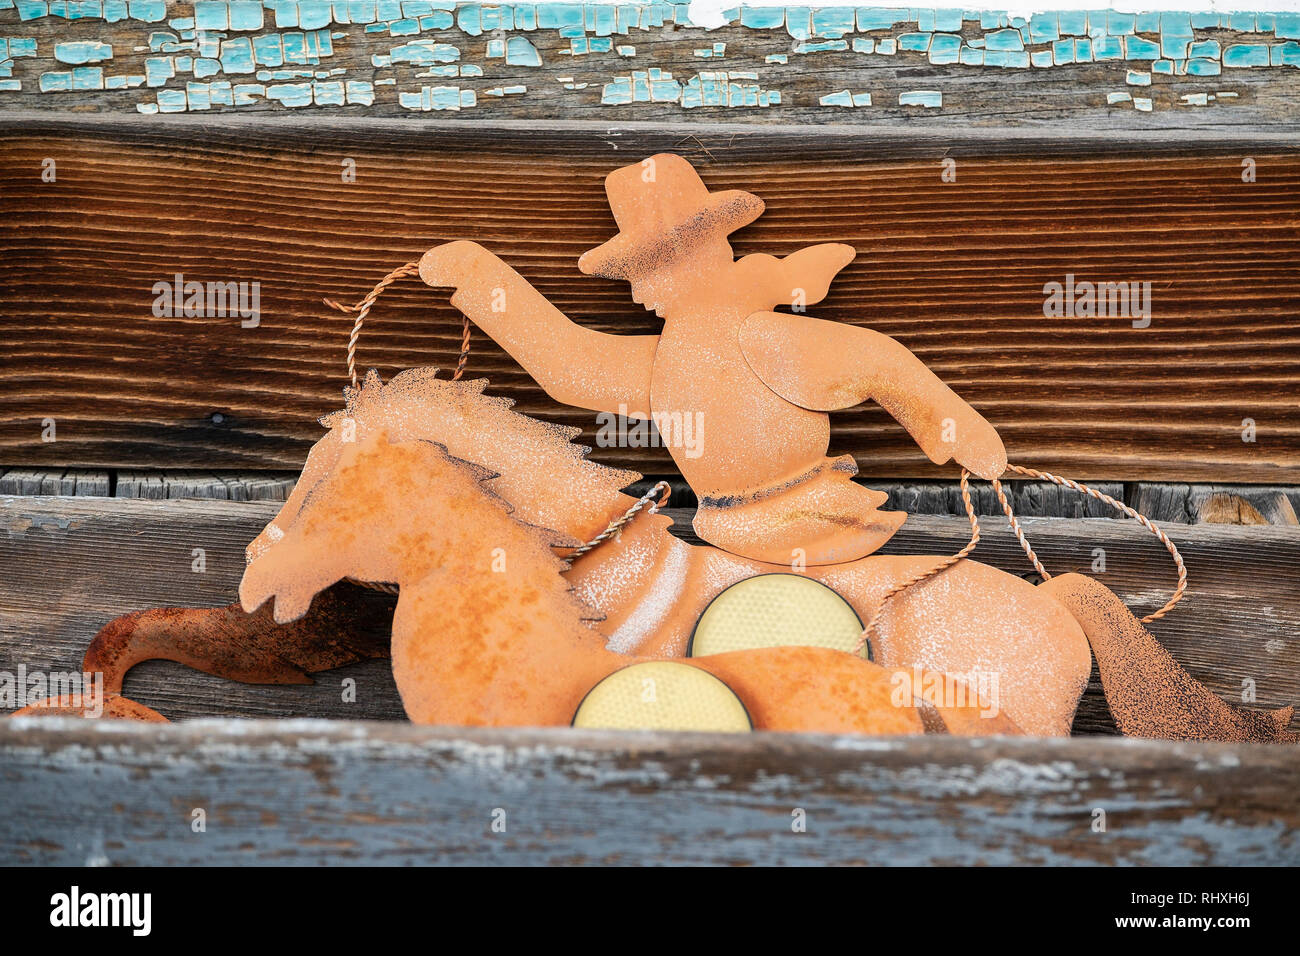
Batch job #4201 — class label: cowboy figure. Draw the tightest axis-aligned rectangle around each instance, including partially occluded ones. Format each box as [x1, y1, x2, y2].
[420, 154, 1006, 565]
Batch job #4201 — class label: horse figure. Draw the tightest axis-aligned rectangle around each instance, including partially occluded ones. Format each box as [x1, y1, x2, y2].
[19, 366, 1294, 742]
[238, 367, 1091, 735]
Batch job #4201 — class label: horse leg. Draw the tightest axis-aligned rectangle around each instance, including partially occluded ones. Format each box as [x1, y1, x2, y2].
[8, 583, 394, 722]
[838, 558, 1093, 737]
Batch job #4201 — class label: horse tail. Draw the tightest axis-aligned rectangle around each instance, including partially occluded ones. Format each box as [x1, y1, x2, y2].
[1039, 572, 1297, 743]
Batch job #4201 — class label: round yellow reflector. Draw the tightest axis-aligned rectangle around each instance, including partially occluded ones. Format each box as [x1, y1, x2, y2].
[688, 573, 868, 659]
[572, 661, 752, 733]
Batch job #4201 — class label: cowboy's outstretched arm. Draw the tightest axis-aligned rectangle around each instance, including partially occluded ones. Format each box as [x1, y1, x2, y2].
[419, 240, 656, 415]
[740, 311, 1006, 479]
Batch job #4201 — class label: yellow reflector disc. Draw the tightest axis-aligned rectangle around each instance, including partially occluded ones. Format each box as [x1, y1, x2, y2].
[572, 662, 753, 733]
[688, 573, 867, 658]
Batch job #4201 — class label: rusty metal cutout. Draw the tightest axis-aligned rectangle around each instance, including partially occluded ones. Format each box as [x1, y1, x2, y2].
[417, 153, 1005, 566]
[1042, 573, 1297, 743]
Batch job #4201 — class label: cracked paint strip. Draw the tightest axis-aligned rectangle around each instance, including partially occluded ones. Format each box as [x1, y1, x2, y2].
[5, 3, 1300, 114]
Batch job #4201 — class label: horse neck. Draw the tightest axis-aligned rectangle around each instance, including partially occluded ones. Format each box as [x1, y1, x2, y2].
[378, 393, 648, 548]
[389, 505, 622, 726]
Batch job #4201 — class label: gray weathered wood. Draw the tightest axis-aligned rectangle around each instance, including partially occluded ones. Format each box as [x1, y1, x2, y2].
[1, 718, 1295, 865]
[1131, 482, 1300, 525]
[115, 471, 297, 501]
[4, 7, 1300, 132]
[2, 494, 1296, 733]
[876, 480, 1126, 520]
[0, 467, 110, 496]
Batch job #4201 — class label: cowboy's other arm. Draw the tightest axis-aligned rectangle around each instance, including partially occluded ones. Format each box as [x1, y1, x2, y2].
[419, 240, 657, 415]
[739, 311, 1006, 480]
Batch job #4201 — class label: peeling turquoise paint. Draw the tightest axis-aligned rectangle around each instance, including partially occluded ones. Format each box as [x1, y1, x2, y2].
[794, 38, 844, 53]
[2, 3, 1296, 114]
[897, 32, 929, 52]
[1125, 36, 1159, 60]
[928, 32, 959, 63]
[819, 88, 869, 106]
[398, 83, 474, 109]
[898, 88, 941, 107]
[603, 65, 778, 108]
[503, 34, 539, 65]
[52, 38, 108, 62]
[3, 37, 37, 57]
[1223, 42, 1270, 68]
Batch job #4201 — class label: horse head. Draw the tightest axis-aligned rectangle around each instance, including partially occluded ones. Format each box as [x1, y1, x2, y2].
[240, 424, 508, 623]
[245, 367, 641, 573]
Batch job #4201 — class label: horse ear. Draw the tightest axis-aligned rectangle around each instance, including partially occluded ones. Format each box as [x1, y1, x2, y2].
[414, 438, 499, 483]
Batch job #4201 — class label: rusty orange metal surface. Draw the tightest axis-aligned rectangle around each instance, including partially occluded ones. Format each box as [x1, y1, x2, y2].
[235, 372, 1095, 735]
[13, 155, 1286, 746]
[418, 153, 1005, 566]
[1042, 574, 1297, 743]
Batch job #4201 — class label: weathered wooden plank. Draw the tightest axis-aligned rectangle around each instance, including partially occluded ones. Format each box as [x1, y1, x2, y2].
[3, 4, 1300, 130]
[0, 467, 109, 496]
[2, 719, 1295, 866]
[2, 495, 1296, 734]
[114, 470, 298, 500]
[3, 118, 1299, 480]
[1131, 482, 1300, 525]
[876, 480, 1126, 520]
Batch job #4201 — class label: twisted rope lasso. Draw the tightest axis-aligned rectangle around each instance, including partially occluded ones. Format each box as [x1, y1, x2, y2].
[323, 261, 470, 389]
[322, 262, 669, 594]
[994, 464, 1187, 623]
[564, 480, 673, 566]
[852, 462, 1188, 655]
[852, 469, 980, 655]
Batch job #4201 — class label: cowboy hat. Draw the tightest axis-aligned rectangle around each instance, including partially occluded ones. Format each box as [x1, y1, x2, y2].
[578, 153, 764, 280]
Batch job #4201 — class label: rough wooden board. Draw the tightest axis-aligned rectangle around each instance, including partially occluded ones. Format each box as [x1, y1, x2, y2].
[115, 471, 298, 500]
[2, 495, 1296, 734]
[3, 117, 1299, 480]
[1130, 482, 1300, 525]
[2, 718, 1295, 866]
[876, 479, 1126, 520]
[13, 466, 1300, 531]
[4, 4, 1300, 129]
[0, 467, 109, 496]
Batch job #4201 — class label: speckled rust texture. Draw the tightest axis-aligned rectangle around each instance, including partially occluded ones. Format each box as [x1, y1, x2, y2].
[233, 371, 1103, 735]
[1042, 573, 1296, 743]
[419, 153, 1006, 565]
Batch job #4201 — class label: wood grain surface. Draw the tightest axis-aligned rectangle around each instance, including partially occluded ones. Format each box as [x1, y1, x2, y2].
[4, 4, 1300, 131]
[3, 718, 1296, 865]
[3, 117, 1299, 480]
[3, 494, 1296, 734]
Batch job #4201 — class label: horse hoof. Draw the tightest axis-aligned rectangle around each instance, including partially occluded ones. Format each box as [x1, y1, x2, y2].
[10, 693, 168, 722]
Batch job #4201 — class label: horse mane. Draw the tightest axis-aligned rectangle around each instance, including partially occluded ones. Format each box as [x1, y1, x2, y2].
[318, 367, 643, 541]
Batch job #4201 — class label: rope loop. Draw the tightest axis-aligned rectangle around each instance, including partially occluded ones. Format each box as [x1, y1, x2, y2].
[565, 481, 672, 565]
[996, 464, 1187, 623]
[852, 469, 979, 656]
[323, 259, 470, 387]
